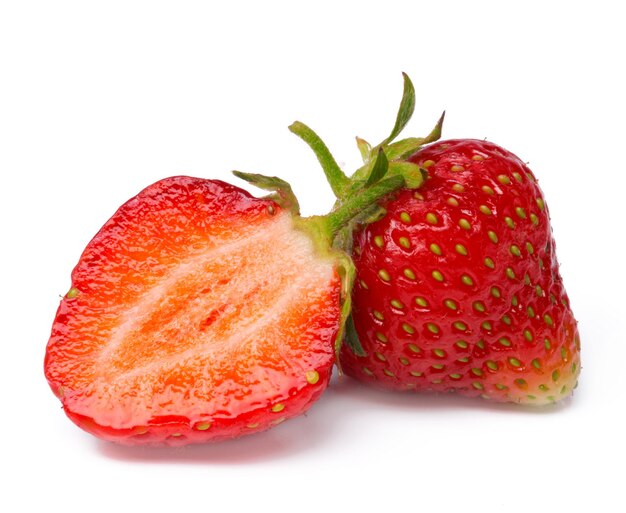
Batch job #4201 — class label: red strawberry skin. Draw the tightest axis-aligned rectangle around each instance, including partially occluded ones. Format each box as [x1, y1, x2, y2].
[45, 177, 341, 445]
[340, 139, 580, 404]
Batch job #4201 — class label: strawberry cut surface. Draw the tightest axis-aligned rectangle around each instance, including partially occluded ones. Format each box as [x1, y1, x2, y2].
[45, 177, 341, 445]
[340, 140, 580, 404]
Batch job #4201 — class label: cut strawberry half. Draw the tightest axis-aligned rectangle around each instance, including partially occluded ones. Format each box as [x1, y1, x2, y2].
[45, 177, 346, 445]
[44, 165, 405, 445]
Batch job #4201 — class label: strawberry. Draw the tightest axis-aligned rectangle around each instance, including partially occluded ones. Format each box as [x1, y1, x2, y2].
[44, 139, 411, 445]
[44, 175, 374, 445]
[292, 74, 580, 405]
[339, 138, 581, 404]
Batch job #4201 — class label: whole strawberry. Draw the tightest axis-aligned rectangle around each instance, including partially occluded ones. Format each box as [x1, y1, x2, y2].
[290, 73, 581, 405]
[340, 139, 581, 404]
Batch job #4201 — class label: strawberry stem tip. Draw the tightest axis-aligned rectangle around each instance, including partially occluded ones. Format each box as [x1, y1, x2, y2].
[288, 121, 351, 198]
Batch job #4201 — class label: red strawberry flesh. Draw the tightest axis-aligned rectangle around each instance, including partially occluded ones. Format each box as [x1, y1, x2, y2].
[45, 177, 341, 445]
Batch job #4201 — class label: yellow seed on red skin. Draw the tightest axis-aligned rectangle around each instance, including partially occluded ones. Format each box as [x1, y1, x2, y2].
[455, 244, 468, 256]
[426, 212, 438, 225]
[272, 403, 285, 413]
[473, 300, 486, 312]
[451, 165, 465, 172]
[427, 323, 441, 334]
[402, 323, 415, 334]
[378, 269, 391, 282]
[391, 299, 404, 309]
[447, 197, 459, 207]
[453, 321, 468, 331]
[509, 357, 522, 368]
[403, 268, 416, 280]
[444, 299, 458, 310]
[422, 159, 436, 168]
[407, 344, 421, 354]
[195, 422, 212, 431]
[306, 370, 320, 384]
[461, 274, 474, 286]
[430, 243, 442, 255]
[399, 237, 411, 249]
[498, 337, 512, 347]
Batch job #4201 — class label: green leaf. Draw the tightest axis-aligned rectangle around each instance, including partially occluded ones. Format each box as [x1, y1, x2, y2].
[384, 111, 446, 160]
[344, 315, 367, 357]
[365, 148, 389, 186]
[232, 171, 300, 214]
[356, 137, 372, 163]
[289, 121, 350, 198]
[422, 110, 446, 145]
[385, 137, 427, 161]
[333, 253, 358, 366]
[387, 161, 425, 189]
[384, 72, 416, 145]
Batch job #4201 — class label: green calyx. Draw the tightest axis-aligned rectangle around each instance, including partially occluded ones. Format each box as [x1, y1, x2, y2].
[233, 73, 445, 363]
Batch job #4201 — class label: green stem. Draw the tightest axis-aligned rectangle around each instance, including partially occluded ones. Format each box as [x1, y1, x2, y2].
[324, 174, 404, 237]
[289, 121, 351, 198]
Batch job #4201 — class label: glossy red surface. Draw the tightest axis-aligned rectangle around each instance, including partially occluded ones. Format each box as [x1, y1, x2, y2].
[340, 140, 580, 404]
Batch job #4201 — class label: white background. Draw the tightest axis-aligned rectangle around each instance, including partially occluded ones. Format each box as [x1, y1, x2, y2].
[1, 1, 624, 511]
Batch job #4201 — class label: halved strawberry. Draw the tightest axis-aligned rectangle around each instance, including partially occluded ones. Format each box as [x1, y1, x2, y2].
[45, 177, 348, 445]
